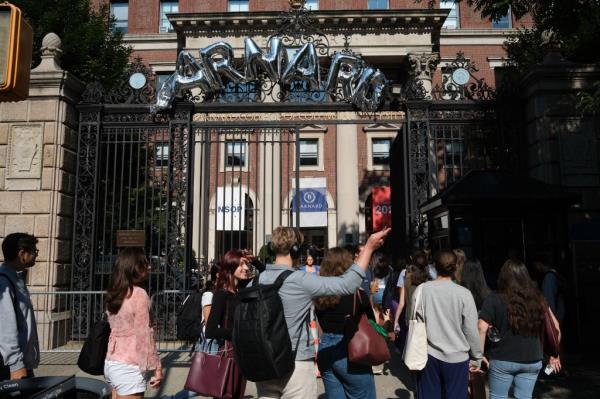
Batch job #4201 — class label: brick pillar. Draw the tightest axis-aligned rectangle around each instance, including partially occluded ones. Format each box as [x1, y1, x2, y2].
[0, 33, 84, 349]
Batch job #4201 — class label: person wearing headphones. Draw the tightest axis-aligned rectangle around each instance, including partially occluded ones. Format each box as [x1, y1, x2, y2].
[254, 226, 390, 399]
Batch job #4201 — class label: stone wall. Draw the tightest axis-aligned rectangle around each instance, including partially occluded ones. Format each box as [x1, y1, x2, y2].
[520, 56, 600, 217]
[0, 34, 84, 349]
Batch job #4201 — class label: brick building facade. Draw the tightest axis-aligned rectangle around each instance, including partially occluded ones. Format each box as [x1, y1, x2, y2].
[86, 0, 536, 253]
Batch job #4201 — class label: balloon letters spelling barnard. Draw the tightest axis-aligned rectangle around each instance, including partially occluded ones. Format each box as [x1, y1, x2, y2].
[153, 36, 388, 112]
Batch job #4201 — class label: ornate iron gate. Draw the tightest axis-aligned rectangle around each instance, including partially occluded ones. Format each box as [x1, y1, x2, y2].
[72, 93, 303, 343]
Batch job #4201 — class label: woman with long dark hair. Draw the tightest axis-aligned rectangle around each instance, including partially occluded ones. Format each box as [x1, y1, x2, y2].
[104, 247, 161, 399]
[204, 249, 250, 399]
[460, 259, 491, 310]
[478, 259, 561, 399]
[393, 251, 429, 337]
[315, 247, 377, 399]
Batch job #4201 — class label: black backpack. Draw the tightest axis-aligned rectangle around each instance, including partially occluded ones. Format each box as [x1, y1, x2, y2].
[176, 292, 205, 341]
[232, 270, 303, 382]
[77, 317, 111, 375]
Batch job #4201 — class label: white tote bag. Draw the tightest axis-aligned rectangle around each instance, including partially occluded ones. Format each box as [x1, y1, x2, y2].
[402, 285, 428, 370]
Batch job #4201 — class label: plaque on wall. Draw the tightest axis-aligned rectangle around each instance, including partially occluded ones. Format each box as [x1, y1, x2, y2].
[5, 124, 43, 190]
[116, 230, 146, 248]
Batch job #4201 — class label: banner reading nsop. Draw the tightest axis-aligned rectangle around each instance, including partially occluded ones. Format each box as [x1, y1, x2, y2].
[291, 177, 328, 227]
[216, 186, 246, 231]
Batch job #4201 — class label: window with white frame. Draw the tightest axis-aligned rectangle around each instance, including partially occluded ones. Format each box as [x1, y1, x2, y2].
[368, 0, 388, 9]
[299, 139, 319, 166]
[228, 0, 249, 12]
[492, 8, 511, 29]
[372, 138, 391, 166]
[225, 140, 247, 167]
[441, 1, 459, 29]
[159, 1, 178, 33]
[110, 1, 128, 34]
[155, 144, 169, 167]
[305, 0, 318, 10]
[156, 72, 171, 90]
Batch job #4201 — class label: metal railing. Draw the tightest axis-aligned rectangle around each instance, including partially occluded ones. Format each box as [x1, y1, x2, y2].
[30, 290, 195, 353]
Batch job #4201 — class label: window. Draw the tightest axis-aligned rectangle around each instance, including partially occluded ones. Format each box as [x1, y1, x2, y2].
[492, 8, 511, 29]
[155, 144, 169, 167]
[159, 1, 178, 33]
[156, 72, 171, 90]
[367, 0, 388, 9]
[228, 0, 249, 11]
[372, 138, 391, 166]
[225, 140, 247, 167]
[110, 1, 128, 34]
[441, 0, 459, 29]
[299, 139, 319, 166]
[305, 0, 318, 10]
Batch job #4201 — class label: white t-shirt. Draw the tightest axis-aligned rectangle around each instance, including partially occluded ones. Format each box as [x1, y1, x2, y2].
[396, 269, 407, 288]
[201, 291, 213, 324]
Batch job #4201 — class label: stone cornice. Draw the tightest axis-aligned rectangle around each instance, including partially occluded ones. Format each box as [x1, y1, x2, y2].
[440, 28, 515, 45]
[520, 63, 600, 98]
[169, 9, 448, 36]
[29, 70, 85, 105]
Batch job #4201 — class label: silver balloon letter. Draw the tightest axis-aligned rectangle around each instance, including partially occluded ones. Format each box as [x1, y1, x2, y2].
[153, 51, 215, 111]
[244, 37, 287, 82]
[325, 52, 364, 100]
[351, 67, 388, 112]
[200, 42, 245, 90]
[280, 42, 320, 90]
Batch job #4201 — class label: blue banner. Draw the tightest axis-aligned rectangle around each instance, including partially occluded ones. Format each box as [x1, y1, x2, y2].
[292, 187, 327, 213]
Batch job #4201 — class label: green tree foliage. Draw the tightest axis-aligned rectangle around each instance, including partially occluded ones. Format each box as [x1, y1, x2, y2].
[12, 0, 131, 88]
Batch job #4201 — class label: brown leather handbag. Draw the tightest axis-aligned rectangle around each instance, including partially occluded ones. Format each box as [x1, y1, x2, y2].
[541, 302, 560, 357]
[346, 290, 391, 366]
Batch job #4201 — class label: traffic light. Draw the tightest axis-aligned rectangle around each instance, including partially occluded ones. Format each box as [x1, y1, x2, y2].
[0, 2, 32, 102]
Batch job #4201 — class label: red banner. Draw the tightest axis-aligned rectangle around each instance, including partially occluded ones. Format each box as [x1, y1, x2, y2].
[372, 186, 392, 232]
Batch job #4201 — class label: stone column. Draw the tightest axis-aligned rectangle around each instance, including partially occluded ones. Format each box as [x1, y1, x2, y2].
[336, 124, 360, 246]
[407, 53, 440, 97]
[0, 33, 84, 349]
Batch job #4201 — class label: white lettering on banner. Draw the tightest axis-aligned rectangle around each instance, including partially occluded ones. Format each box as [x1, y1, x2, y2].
[375, 204, 391, 215]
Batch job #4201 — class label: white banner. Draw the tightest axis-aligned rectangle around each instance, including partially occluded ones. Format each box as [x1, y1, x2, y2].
[291, 177, 328, 227]
[216, 186, 246, 231]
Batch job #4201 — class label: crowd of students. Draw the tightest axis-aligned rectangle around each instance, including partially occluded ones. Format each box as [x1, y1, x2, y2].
[0, 229, 565, 399]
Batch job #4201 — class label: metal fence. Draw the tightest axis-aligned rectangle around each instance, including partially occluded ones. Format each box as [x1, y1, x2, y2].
[31, 290, 195, 353]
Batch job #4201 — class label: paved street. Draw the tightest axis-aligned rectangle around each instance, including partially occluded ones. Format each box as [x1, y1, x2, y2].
[36, 347, 599, 398]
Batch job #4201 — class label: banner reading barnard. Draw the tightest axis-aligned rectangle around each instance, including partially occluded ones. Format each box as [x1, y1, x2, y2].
[291, 177, 328, 227]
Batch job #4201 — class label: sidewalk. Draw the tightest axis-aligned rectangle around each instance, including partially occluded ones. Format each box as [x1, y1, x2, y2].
[37, 349, 416, 398]
[36, 350, 598, 398]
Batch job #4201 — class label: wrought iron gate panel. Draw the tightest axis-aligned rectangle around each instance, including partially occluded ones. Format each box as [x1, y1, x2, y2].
[71, 109, 102, 337]
[405, 102, 431, 240]
[72, 106, 192, 338]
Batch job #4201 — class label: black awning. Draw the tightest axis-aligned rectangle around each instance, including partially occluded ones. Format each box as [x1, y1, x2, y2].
[421, 170, 579, 211]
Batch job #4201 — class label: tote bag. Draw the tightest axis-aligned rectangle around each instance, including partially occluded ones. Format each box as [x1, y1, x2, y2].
[184, 341, 246, 399]
[402, 285, 428, 370]
[541, 303, 560, 357]
[346, 291, 390, 366]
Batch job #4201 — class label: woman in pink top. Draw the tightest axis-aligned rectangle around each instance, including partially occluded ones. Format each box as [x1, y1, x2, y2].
[104, 248, 162, 398]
